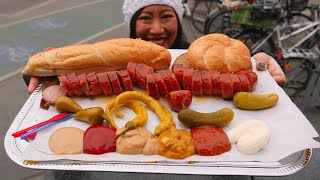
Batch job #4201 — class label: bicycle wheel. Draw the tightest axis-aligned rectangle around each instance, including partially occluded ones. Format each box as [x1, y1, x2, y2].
[191, 0, 219, 33]
[231, 29, 277, 55]
[204, 9, 241, 36]
[278, 13, 314, 49]
[283, 58, 312, 99]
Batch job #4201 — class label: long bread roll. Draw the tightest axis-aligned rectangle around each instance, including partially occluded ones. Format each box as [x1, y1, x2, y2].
[22, 38, 172, 76]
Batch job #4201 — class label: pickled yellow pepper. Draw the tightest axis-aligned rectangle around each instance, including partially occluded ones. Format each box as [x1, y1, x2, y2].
[105, 99, 148, 130]
[113, 91, 173, 137]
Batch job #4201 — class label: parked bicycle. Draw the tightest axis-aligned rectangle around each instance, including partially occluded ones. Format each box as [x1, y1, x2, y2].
[204, 0, 320, 100]
[190, 0, 220, 33]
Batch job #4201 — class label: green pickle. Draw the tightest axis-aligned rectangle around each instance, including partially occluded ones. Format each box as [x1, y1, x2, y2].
[233, 92, 279, 110]
[178, 108, 234, 128]
[55, 96, 83, 113]
[73, 107, 105, 125]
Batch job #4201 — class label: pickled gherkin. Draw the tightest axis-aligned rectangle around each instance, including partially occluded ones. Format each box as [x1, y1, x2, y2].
[73, 107, 105, 125]
[178, 108, 234, 128]
[55, 96, 83, 113]
[233, 92, 279, 110]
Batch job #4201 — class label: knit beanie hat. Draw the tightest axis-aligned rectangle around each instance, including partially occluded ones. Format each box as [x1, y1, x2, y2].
[122, 0, 184, 29]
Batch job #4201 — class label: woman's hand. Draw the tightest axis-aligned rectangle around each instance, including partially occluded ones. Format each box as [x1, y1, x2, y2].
[28, 76, 41, 94]
[27, 47, 54, 94]
[253, 52, 287, 86]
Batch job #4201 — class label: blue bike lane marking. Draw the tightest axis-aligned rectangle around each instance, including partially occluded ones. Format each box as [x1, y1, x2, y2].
[0, 0, 124, 77]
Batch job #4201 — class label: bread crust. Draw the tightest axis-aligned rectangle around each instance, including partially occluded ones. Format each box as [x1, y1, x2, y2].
[22, 38, 172, 76]
[173, 52, 192, 68]
[188, 34, 251, 73]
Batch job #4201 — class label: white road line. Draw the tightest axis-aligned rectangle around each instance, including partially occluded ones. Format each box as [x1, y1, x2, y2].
[0, 68, 24, 82]
[0, 0, 106, 29]
[10, 0, 56, 18]
[75, 23, 125, 44]
[0, 14, 10, 18]
[0, 22, 125, 82]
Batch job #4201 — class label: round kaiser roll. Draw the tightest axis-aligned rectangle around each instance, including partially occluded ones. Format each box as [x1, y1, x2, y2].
[188, 33, 252, 73]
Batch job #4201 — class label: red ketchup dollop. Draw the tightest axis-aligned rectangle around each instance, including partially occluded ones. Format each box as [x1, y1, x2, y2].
[83, 125, 117, 154]
[190, 126, 231, 156]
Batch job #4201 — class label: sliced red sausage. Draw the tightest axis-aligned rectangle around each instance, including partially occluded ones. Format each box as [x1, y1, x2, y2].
[96, 72, 113, 96]
[133, 63, 143, 86]
[42, 85, 67, 103]
[183, 67, 193, 91]
[116, 69, 133, 91]
[66, 73, 85, 96]
[167, 90, 192, 112]
[244, 70, 258, 90]
[219, 73, 233, 99]
[127, 61, 137, 84]
[209, 70, 221, 96]
[146, 74, 160, 99]
[153, 72, 169, 96]
[201, 70, 212, 96]
[87, 72, 103, 96]
[238, 74, 251, 92]
[192, 71, 202, 96]
[237, 71, 254, 90]
[76, 73, 91, 95]
[136, 63, 154, 89]
[172, 64, 184, 88]
[57, 75, 74, 96]
[107, 71, 123, 95]
[158, 70, 173, 92]
[228, 73, 241, 94]
[166, 70, 181, 91]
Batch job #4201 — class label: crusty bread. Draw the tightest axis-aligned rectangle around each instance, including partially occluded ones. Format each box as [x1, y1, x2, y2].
[22, 38, 172, 76]
[173, 52, 192, 68]
[188, 33, 251, 73]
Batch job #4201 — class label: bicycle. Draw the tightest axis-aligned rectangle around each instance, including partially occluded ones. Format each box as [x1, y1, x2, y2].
[235, 2, 320, 101]
[203, 0, 260, 36]
[204, 0, 320, 101]
[204, 0, 314, 46]
[190, 0, 220, 33]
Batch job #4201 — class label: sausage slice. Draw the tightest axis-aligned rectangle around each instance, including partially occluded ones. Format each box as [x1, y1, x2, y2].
[66, 73, 85, 96]
[58, 75, 74, 96]
[153, 73, 169, 96]
[192, 71, 202, 96]
[76, 73, 91, 95]
[183, 67, 193, 91]
[229, 73, 241, 94]
[220, 73, 233, 99]
[238, 74, 251, 92]
[172, 64, 184, 88]
[107, 71, 123, 95]
[87, 72, 103, 96]
[117, 69, 134, 91]
[201, 70, 212, 96]
[96, 72, 113, 96]
[146, 74, 160, 99]
[209, 70, 221, 96]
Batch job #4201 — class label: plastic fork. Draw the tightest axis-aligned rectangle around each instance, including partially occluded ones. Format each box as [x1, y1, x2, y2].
[12, 113, 70, 138]
[19, 114, 73, 141]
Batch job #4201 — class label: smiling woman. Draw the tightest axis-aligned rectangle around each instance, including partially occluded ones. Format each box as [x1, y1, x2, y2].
[122, 0, 190, 49]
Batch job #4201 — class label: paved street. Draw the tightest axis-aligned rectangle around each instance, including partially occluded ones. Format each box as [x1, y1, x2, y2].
[1, 0, 319, 179]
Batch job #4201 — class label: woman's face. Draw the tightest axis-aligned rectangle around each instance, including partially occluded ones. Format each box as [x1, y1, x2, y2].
[135, 5, 178, 49]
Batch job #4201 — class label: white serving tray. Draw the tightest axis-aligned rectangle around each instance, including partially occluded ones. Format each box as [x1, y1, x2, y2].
[4, 50, 314, 176]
